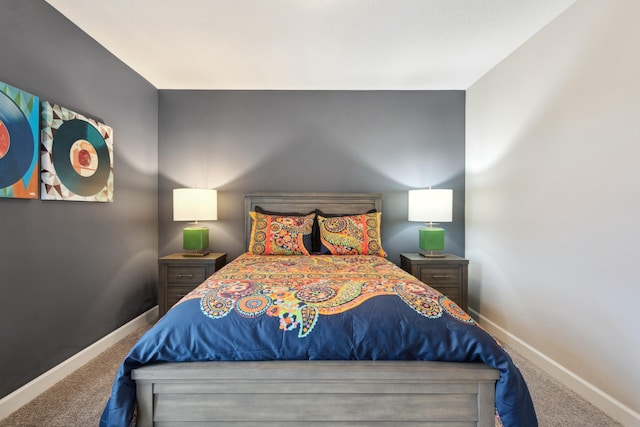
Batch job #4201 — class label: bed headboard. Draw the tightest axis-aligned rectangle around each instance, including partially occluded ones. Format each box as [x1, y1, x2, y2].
[244, 192, 382, 250]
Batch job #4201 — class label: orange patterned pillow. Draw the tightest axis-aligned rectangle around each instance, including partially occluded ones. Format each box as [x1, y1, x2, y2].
[317, 212, 386, 256]
[249, 211, 315, 255]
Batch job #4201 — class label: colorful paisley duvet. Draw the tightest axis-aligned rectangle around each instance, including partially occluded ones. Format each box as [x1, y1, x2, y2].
[100, 254, 537, 427]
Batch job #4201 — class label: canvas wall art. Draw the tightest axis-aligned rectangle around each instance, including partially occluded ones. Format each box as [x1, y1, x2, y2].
[41, 101, 113, 202]
[0, 81, 39, 199]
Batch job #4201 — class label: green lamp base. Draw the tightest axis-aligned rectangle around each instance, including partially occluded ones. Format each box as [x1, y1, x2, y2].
[183, 226, 210, 257]
[418, 226, 446, 258]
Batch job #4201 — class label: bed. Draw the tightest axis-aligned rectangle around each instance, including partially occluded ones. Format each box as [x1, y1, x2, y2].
[100, 192, 537, 427]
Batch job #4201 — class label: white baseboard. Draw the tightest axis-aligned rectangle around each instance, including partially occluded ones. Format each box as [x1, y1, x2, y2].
[469, 308, 640, 427]
[0, 306, 158, 422]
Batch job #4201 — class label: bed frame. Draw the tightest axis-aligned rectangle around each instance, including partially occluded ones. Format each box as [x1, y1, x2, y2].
[132, 192, 500, 426]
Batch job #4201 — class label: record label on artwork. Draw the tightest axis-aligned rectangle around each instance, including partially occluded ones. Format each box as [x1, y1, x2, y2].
[70, 139, 98, 177]
[0, 119, 9, 159]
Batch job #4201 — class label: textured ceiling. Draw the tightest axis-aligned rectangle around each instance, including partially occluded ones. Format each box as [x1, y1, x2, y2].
[44, 0, 577, 90]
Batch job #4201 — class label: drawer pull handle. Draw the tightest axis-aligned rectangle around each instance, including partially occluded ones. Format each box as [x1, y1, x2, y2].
[431, 274, 450, 279]
[177, 274, 195, 279]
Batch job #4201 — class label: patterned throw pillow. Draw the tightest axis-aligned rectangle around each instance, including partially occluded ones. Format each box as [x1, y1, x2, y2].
[317, 212, 386, 256]
[249, 211, 315, 255]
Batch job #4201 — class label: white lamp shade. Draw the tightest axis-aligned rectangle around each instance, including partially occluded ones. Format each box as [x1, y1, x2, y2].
[173, 188, 218, 221]
[408, 189, 452, 222]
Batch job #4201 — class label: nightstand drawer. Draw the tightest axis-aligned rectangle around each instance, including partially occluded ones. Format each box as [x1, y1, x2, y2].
[167, 286, 197, 307]
[418, 267, 460, 285]
[167, 266, 207, 284]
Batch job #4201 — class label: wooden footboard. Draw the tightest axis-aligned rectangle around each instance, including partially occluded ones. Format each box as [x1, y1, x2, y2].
[132, 360, 499, 427]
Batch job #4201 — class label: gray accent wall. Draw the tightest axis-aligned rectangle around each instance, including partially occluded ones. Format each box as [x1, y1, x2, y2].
[0, 2, 158, 398]
[158, 90, 466, 264]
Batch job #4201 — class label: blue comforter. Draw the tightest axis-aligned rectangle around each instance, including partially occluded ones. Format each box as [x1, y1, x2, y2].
[101, 254, 537, 426]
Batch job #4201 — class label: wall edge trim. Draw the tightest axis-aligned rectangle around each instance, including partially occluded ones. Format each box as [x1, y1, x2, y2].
[0, 306, 158, 421]
[469, 308, 640, 426]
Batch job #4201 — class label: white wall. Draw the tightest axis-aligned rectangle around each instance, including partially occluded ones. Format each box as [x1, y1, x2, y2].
[466, 0, 640, 425]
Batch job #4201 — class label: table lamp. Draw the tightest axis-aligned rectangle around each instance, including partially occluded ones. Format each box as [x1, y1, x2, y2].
[173, 188, 217, 256]
[408, 188, 452, 257]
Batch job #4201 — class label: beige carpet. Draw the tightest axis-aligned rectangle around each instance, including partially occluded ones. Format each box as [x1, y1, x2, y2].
[0, 323, 622, 427]
[505, 347, 621, 427]
[0, 326, 148, 427]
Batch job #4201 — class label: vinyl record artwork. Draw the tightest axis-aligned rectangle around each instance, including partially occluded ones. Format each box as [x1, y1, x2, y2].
[41, 101, 113, 202]
[0, 81, 39, 199]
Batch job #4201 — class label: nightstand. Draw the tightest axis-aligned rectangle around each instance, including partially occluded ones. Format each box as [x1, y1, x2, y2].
[158, 252, 227, 316]
[400, 253, 469, 312]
